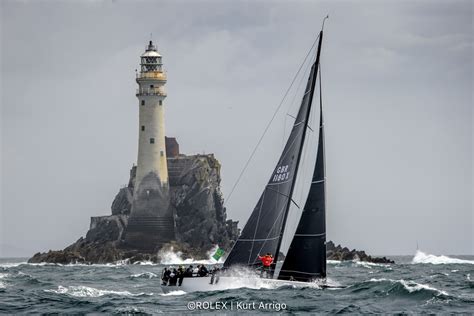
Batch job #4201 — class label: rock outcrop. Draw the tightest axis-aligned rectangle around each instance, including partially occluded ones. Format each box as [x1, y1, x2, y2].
[29, 153, 240, 264]
[326, 241, 394, 264]
[28, 147, 393, 265]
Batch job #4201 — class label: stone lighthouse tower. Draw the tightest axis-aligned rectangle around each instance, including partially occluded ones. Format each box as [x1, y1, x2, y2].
[135, 40, 169, 188]
[124, 41, 175, 250]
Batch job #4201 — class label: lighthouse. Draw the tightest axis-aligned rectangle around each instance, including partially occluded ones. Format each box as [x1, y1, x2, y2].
[135, 40, 168, 189]
[124, 41, 175, 250]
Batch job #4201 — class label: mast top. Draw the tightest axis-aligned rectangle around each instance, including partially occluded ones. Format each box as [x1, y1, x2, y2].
[322, 15, 329, 31]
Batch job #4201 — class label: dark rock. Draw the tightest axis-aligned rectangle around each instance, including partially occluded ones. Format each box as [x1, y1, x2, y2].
[111, 188, 133, 215]
[29, 153, 239, 264]
[325, 241, 394, 264]
[28, 250, 85, 264]
[28, 149, 392, 265]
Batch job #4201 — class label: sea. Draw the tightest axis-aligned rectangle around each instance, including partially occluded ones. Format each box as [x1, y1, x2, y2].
[0, 251, 472, 314]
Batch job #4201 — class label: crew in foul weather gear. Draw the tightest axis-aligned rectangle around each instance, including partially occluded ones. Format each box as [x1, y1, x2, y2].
[185, 265, 193, 277]
[258, 253, 274, 278]
[198, 265, 209, 277]
[161, 268, 171, 285]
[168, 269, 178, 286]
[210, 267, 220, 285]
[177, 266, 185, 286]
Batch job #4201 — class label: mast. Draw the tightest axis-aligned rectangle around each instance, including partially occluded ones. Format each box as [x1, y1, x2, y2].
[272, 30, 324, 272]
[224, 28, 325, 270]
[277, 27, 327, 281]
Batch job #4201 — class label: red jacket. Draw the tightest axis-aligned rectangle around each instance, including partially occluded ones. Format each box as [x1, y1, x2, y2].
[258, 255, 273, 267]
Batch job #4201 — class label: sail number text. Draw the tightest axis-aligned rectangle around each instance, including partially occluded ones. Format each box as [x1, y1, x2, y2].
[272, 165, 290, 182]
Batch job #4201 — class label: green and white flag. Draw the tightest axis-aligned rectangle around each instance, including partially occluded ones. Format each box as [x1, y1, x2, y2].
[212, 248, 225, 261]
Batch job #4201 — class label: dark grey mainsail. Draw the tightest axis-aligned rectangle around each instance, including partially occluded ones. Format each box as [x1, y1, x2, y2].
[278, 104, 326, 281]
[224, 31, 324, 273]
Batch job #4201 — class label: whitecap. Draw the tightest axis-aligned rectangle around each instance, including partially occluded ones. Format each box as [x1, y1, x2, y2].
[160, 290, 187, 296]
[368, 278, 448, 296]
[130, 272, 158, 279]
[327, 260, 342, 265]
[0, 262, 27, 268]
[412, 250, 474, 265]
[44, 285, 153, 298]
[355, 261, 389, 268]
[0, 274, 7, 289]
[399, 280, 449, 296]
[132, 261, 157, 266]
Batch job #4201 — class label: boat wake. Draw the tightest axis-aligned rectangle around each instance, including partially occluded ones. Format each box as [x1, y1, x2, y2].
[412, 250, 474, 265]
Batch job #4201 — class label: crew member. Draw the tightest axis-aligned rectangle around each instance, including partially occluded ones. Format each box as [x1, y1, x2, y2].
[198, 265, 209, 277]
[161, 267, 171, 285]
[258, 253, 273, 278]
[185, 265, 194, 277]
[177, 266, 185, 286]
[168, 268, 178, 286]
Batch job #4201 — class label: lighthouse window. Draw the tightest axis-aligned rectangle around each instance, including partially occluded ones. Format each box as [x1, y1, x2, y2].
[159, 100, 162, 106]
[141, 100, 145, 106]
[141, 125, 145, 131]
[150, 138, 155, 144]
[160, 151, 164, 157]
[150, 85, 154, 88]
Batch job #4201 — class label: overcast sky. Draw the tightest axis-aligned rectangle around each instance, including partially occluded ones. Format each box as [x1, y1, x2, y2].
[1, 0, 472, 257]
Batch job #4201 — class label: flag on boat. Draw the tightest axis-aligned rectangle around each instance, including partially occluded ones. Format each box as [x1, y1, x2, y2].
[212, 248, 225, 261]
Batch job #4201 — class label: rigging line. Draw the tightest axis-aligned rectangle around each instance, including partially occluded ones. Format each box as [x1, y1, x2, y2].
[224, 33, 321, 206]
[247, 189, 266, 265]
[282, 49, 315, 148]
[265, 186, 300, 208]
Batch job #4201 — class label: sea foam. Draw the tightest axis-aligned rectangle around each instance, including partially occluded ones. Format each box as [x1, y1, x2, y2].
[368, 278, 449, 296]
[45, 285, 153, 298]
[412, 250, 474, 265]
[160, 290, 187, 296]
[159, 245, 223, 265]
[0, 273, 8, 289]
[129, 272, 158, 279]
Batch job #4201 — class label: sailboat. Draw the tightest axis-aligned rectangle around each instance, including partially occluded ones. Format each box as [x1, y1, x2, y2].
[162, 18, 328, 293]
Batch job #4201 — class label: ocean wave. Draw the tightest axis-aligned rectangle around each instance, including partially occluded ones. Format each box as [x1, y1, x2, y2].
[132, 260, 156, 266]
[327, 260, 342, 265]
[412, 251, 474, 265]
[0, 262, 27, 268]
[44, 285, 153, 298]
[0, 273, 7, 289]
[355, 261, 390, 268]
[129, 272, 158, 279]
[368, 278, 449, 296]
[160, 290, 187, 296]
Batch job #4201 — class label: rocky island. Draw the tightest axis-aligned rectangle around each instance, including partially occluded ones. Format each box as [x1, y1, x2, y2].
[28, 139, 393, 265]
